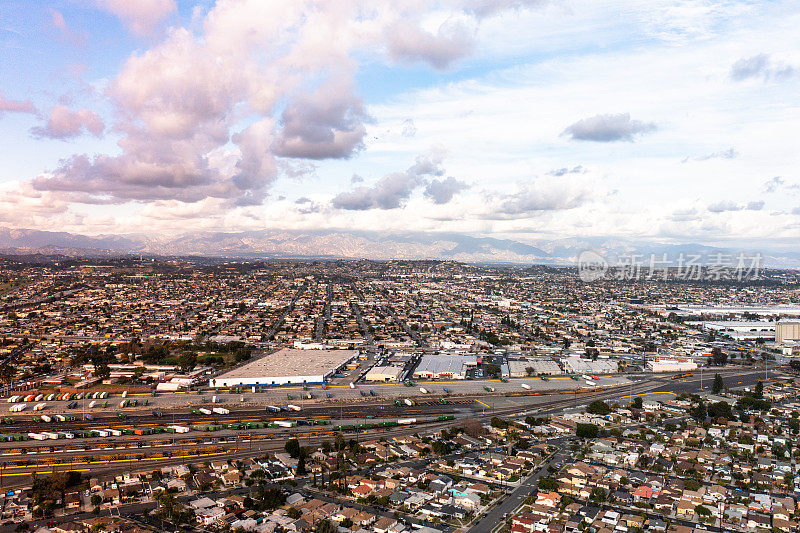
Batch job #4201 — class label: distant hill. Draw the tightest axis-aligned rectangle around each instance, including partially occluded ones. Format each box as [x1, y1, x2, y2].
[0, 226, 797, 268]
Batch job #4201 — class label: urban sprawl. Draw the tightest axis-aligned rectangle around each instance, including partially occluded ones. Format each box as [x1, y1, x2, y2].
[0, 258, 799, 533]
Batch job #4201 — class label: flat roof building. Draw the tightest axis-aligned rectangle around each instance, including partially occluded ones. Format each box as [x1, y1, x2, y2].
[412, 354, 477, 380]
[364, 365, 405, 382]
[776, 320, 800, 344]
[508, 359, 562, 377]
[210, 348, 358, 387]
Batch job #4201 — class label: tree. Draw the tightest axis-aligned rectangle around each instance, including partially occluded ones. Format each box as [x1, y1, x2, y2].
[754, 380, 764, 399]
[587, 400, 611, 416]
[179, 352, 197, 371]
[712, 373, 724, 394]
[284, 438, 301, 459]
[576, 423, 599, 439]
[631, 397, 643, 409]
[538, 477, 559, 491]
[707, 401, 734, 421]
[589, 487, 606, 502]
[95, 363, 111, 379]
[711, 347, 728, 366]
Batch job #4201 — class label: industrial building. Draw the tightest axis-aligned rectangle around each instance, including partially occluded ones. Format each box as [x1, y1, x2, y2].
[561, 357, 618, 374]
[776, 319, 800, 344]
[210, 349, 359, 387]
[364, 365, 405, 382]
[702, 321, 775, 341]
[647, 359, 697, 372]
[507, 359, 562, 377]
[412, 354, 477, 379]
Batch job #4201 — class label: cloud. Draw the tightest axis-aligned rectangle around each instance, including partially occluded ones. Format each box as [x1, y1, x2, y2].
[401, 118, 417, 137]
[351, 174, 364, 184]
[0, 92, 35, 115]
[30, 105, 104, 139]
[762, 176, 800, 194]
[707, 200, 764, 212]
[95, 0, 176, 36]
[730, 53, 795, 81]
[547, 165, 585, 176]
[488, 179, 592, 218]
[682, 147, 738, 163]
[561, 113, 657, 142]
[49, 9, 87, 47]
[332, 147, 451, 210]
[295, 197, 311, 204]
[272, 77, 368, 160]
[424, 177, 470, 204]
[387, 18, 475, 70]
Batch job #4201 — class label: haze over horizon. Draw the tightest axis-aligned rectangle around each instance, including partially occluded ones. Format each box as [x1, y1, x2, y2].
[1, 0, 799, 253]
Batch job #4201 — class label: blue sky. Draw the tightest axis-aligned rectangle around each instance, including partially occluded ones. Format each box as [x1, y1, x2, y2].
[1, 0, 799, 251]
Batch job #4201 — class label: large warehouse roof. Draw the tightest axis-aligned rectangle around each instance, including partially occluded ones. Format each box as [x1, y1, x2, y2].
[414, 354, 477, 377]
[215, 348, 358, 380]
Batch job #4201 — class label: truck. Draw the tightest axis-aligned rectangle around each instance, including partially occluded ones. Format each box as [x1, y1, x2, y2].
[403, 398, 414, 406]
[212, 407, 229, 415]
[121, 391, 128, 398]
[326, 391, 332, 398]
[483, 386, 495, 392]
[369, 390, 376, 397]
[83, 413, 93, 420]
[349, 382, 355, 389]
[212, 396, 220, 403]
[419, 387, 428, 394]
[521, 383, 531, 390]
[88, 400, 96, 408]
[585, 380, 596, 386]
[443, 387, 451, 394]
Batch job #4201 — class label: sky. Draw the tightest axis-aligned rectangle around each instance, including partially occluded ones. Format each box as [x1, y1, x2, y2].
[1, 0, 799, 250]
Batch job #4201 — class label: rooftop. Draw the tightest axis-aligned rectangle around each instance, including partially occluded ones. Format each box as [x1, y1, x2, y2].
[215, 348, 358, 379]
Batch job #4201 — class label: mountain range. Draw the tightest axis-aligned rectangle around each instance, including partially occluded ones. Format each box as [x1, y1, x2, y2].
[1, 227, 798, 268]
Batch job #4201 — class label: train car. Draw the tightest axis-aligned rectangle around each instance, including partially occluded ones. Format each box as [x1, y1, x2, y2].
[483, 386, 495, 392]
[211, 407, 229, 415]
[671, 372, 693, 380]
[590, 375, 599, 380]
[169, 425, 190, 433]
[40, 415, 51, 423]
[121, 391, 128, 398]
[88, 400, 96, 408]
[46, 394, 56, 401]
[398, 418, 417, 425]
[54, 414, 66, 422]
[95, 429, 110, 437]
[419, 387, 428, 394]
[287, 404, 301, 411]
[369, 390, 376, 397]
[35, 394, 44, 401]
[199, 408, 212, 415]
[152, 410, 164, 417]
[266, 405, 280, 412]
[28, 433, 47, 440]
[273, 420, 295, 428]
[212, 396, 220, 403]
[83, 414, 93, 420]
[436, 415, 455, 421]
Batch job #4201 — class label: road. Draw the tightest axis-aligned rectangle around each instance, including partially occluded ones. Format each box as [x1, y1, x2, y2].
[469, 437, 573, 533]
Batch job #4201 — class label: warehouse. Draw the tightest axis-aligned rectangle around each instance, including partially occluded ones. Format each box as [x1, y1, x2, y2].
[364, 365, 405, 382]
[647, 359, 697, 372]
[507, 359, 562, 377]
[561, 357, 618, 374]
[412, 354, 477, 379]
[210, 349, 359, 387]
